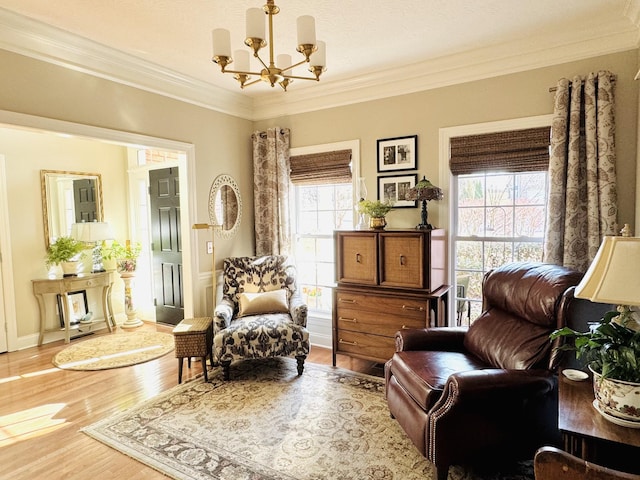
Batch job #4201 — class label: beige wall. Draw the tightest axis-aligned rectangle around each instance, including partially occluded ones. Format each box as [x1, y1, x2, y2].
[256, 50, 639, 234]
[1, 46, 638, 346]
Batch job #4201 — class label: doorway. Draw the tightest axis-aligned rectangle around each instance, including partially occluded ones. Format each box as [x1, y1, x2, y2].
[0, 110, 197, 350]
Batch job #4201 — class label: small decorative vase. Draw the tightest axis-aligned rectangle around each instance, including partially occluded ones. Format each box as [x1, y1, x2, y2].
[591, 366, 640, 424]
[369, 216, 387, 229]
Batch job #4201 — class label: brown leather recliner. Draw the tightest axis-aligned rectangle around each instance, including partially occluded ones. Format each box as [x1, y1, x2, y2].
[384, 262, 584, 480]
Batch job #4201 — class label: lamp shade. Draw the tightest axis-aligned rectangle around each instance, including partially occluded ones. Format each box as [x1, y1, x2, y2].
[71, 221, 113, 243]
[405, 176, 444, 202]
[574, 236, 640, 306]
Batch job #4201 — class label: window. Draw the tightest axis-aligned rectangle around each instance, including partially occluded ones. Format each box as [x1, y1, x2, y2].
[454, 171, 548, 322]
[289, 142, 359, 321]
[449, 126, 551, 324]
[293, 183, 353, 314]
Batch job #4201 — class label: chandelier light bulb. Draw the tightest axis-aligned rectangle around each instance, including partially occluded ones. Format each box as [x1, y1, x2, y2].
[212, 29, 231, 59]
[246, 7, 265, 42]
[296, 15, 316, 47]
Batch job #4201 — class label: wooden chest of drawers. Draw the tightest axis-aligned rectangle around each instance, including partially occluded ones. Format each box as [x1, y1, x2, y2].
[332, 229, 449, 365]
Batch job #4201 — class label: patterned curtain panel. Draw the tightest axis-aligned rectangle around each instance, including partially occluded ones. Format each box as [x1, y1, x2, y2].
[543, 71, 618, 272]
[252, 127, 291, 256]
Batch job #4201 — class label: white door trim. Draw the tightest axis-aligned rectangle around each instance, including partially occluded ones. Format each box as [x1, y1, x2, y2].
[0, 154, 17, 351]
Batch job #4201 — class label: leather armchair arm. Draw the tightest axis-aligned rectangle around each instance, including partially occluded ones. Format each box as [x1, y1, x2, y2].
[289, 291, 308, 327]
[443, 369, 556, 402]
[395, 327, 468, 352]
[213, 297, 234, 332]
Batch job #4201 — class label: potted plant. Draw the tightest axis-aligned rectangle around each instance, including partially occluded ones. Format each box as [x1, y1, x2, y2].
[99, 241, 120, 271]
[551, 308, 640, 424]
[357, 199, 394, 229]
[45, 236, 86, 276]
[107, 240, 142, 273]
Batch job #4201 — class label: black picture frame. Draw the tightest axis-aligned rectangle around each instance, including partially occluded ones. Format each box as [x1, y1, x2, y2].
[378, 174, 418, 208]
[377, 135, 418, 172]
[57, 290, 89, 327]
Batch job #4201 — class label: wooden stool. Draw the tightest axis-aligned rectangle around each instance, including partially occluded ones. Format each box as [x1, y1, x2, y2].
[172, 317, 213, 383]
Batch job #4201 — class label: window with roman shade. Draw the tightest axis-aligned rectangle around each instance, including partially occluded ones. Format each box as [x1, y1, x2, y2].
[450, 126, 551, 326]
[449, 127, 551, 175]
[289, 149, 352, 185]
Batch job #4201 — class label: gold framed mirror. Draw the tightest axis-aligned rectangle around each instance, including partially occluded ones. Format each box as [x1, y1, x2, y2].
[208, 174, 241, 239]
[41, 169, 104, 249]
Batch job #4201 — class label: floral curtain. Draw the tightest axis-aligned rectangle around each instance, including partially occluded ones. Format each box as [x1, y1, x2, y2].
[543, 71, 618, 272]
[251, 127, 291, 256]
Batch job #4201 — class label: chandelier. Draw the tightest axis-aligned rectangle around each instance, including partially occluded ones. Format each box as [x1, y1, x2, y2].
[211, 0, 326, 91]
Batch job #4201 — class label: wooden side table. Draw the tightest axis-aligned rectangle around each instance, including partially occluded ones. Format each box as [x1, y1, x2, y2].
[558, 374, 640, 474]
[32, 271, 116, 345]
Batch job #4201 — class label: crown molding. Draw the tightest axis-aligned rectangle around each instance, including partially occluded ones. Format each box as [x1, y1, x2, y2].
[0, 7, 637, 122]
[0, 8, 254, 120]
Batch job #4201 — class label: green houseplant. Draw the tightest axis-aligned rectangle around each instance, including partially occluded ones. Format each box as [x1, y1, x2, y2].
[45, 236, 85, 268]
[551, 308, 640, 423]
[105, 240, 142, 273]
[357, 199, 394, 229]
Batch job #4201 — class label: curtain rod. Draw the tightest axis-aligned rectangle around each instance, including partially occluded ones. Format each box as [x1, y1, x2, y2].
[548, 76, 617, 93]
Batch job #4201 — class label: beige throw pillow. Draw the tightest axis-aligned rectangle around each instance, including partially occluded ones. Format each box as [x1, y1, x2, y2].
[238, 290, 289, 317]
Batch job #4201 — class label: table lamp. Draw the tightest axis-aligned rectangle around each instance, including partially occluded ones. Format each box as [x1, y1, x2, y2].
[405, 176, 444, 230]
[71, 220, 114, 272]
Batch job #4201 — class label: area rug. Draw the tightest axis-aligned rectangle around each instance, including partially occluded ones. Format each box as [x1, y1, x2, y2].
[52, 331, 174, 370]
[82, 358, 533, 480]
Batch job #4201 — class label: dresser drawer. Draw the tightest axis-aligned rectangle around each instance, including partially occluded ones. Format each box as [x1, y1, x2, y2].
[336, 306, 425, 337]
[335, 330, 395, 363]
[335, 290, 428, 320]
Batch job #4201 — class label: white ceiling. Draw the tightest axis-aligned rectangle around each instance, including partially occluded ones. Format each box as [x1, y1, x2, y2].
[0, 0, 638, 119]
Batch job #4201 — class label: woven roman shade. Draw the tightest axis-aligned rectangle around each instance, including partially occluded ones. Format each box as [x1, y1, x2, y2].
[449, 127, 551, 175]
[290, 149, 352, 185]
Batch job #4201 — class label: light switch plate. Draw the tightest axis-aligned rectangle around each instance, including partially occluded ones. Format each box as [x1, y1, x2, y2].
[206, 241, 213, 254]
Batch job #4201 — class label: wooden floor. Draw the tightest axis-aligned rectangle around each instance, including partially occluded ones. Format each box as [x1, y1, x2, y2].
[0, 323, 383, 479]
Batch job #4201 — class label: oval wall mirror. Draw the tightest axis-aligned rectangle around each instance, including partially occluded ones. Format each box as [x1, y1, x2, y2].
[208, 174, 241, 239]
[41, 169, 104, 249]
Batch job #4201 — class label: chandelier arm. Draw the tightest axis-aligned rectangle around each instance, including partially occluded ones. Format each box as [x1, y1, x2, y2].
[279, 58, 310, 74]
[282, 74, 320, 82]
[242, 78, 263, 88]
[221, 68, 263, 76]
[253, 53, 270, 71]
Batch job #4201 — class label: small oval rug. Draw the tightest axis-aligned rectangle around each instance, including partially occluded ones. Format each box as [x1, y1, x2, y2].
[52, 332, 174, 371]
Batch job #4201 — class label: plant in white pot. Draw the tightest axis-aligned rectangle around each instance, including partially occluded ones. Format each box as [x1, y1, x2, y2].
[45, 236, 86, 276]
[551, 233, 640, 427]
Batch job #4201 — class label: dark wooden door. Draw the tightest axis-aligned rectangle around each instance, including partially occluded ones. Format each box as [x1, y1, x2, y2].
[73, 178, 97, 223]
[149, 167, 184, 326]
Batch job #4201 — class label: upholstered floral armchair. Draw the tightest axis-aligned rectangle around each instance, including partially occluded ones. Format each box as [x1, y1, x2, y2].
[213, 255, 309, 380]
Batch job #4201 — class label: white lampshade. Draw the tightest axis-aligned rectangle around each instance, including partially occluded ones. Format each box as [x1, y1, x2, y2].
[574, 236, 640, 306]
[296, 15, 316, 46]
[71, 221, 113, 243]
[234, 50, 251, 72]
[212, 28, 231, 58]
[276, 54, 291, 70]
[309, 40, 326, 68]
[246, 7, 265, 40]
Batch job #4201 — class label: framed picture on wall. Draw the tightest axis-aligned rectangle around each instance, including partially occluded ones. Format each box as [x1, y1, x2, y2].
[57, 290, 89, 327]
[377, 135, 417, 172]
[378, 174, 417, 208]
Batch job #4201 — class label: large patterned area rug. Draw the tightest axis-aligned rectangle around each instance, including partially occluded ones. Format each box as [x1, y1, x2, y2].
[82, 359, 533, 480]
[53, 331, 174, 370]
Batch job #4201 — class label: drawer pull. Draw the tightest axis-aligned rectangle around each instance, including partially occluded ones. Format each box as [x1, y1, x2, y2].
[339, 316, 357, 323]
[338, 298, 356, 304]
[356, 253, 362, 263]
[399, 255, 406, 265]
[402, 305, 424, 312]
[339, 339, 358, 346]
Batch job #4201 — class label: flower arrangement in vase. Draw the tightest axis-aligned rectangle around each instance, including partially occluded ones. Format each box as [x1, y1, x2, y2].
[357, 199, 394, 229]
[104, 240, 142, 273]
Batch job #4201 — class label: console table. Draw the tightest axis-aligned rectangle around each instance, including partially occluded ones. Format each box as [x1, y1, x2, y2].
[559, 374, 640, 474]
[32, 272, 116, 345]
